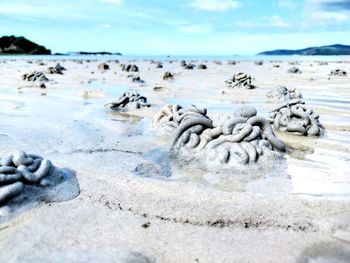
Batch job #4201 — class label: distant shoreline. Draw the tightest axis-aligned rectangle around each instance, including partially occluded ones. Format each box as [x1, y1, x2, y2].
[0, 54, 349, 63]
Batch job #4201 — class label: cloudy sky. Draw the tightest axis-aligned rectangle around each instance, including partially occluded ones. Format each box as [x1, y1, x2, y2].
[0, 0, 349, 55]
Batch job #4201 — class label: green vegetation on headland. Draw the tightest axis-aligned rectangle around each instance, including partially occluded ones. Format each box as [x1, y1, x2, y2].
[258, 44, 350, 55]
[0, 35, 51, 55]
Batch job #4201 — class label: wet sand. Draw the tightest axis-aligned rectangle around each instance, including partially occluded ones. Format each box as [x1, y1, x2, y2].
[0, 58, 350, 262]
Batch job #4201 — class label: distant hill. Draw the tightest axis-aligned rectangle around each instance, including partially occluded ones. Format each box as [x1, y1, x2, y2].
[0, 35, 51, 55]
[258, 44, 350, 55]
[68, 51, 122, 56]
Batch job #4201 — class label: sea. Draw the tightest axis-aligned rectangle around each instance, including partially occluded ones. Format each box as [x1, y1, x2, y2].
[0, 54, 349, 62]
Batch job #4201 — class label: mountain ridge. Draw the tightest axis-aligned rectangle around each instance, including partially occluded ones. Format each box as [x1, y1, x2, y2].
[258, 44, 350, 55]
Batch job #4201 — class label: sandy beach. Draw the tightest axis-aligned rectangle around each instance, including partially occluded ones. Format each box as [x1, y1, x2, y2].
[0, 57, 350, 262]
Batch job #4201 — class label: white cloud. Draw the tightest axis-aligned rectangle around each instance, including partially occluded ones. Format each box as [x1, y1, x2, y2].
[100, 0, 123, 6]
[235, 15, 289, 29]
[278, 0, 298, 9]
[305, 0, 350, 22]
[266, 15, 290, 27]
[235, 21, 254, 28]
[307, 0, 350, 10]
[0, 2, 92, 20]
[191, 0, 239, 11]
[310, 10, 349, 20]
[178, 23, 213, 33]
[99, 23, 112, 29]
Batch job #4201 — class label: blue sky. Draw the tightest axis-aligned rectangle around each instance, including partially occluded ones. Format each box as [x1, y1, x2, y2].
[0, 0, 349, 55]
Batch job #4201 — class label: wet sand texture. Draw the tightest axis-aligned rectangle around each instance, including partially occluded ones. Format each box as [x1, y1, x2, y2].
[0, 58, 349, 262]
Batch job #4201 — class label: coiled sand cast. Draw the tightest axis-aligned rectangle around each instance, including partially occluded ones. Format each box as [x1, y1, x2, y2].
[154, 104, 286, 169]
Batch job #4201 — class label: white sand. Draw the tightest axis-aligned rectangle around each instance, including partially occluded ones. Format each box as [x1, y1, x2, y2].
[0, 58, 350, 262]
